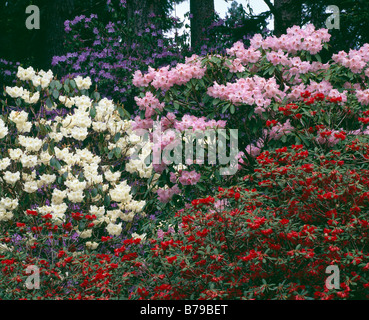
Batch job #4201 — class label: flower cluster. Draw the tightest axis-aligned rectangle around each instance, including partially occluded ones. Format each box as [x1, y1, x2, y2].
[332, 44, 369, 74]
[133, 55, 206, 91]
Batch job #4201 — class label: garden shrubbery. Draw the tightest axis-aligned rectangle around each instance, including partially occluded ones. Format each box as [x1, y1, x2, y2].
[1, 23, 369, 299]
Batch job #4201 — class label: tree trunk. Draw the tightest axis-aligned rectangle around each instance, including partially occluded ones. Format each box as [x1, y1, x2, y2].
[39, 0, 75, 70]
[273, 0, 302, 36]
[190, 0, 215, 50]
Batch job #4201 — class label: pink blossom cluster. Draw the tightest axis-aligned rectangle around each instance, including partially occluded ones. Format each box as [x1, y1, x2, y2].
[207, 75, 285, 114]
[153, 127, 180, 149]
[134, 92, 165, 118]
[356, 89, 369, 105]
[286, 58, 328, 76]
[131, 112, 177, 132]
[343, 82, 362, 90]
[156, 184, 181, 203]
[224, 58, 245, 73]
[131, 116, 154, 131]
[250, 24, 331, 55]
[132, 54, 206, 91]
[226, 41, 262, 65]
[245, 146, 261, 158]
[173, 114, 226, 132]
[157, 226, 175, 240]
[160, 112, 177, 129]
[170, 170, 201, 186]
[332, 43, 369, 74]
[237, 138, 265, 164]
[148, 114, 226, 150]
[266, 50, 290, 66]
[264, 52, 330, 85]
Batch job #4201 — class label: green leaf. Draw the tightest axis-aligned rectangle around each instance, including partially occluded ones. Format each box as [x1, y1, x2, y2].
[104, 195, 111, 207]
[117, 106, 125, 118]
[78, 221, 86, 232]
[91, 188, 98, 198]
[197, 183, 206, 191]
[53, 89, 59, 99]
[55, 81, 62, 90]
[267, 65, 275, 75]
[45, 98, 53, 109]
[50, 158, 61, 170]
[90, 106, 96, 118]
[173, 102, 180, 110]
[222, 103, 230, 113]
[114, 147, 122, 158]
[114, 132, 121, 143]
[93, 92, 100, 100]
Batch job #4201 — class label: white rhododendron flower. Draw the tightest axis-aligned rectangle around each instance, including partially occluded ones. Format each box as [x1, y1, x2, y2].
[23, 181, 38, 193]
[106, 222, 122, 236]
[3, 171, 21, 185]
[5, 86, 24, 98]
[0, 158, 11, 171]
[16, 66, 36, 81]
[51, 189, 67, 205]
[77, 229, 92, 239]
[9, 110, 28, 124]
[86, 241, 99, 250]
[131, 232, 147, 241]
[109, 181, 132, 203]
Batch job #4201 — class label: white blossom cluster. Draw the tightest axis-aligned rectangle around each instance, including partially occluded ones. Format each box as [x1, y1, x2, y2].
[126, 139, 155, 179]
[16, 66, 54, 89]
[0, 118, 8, 139]
[0, 197, 18, 221]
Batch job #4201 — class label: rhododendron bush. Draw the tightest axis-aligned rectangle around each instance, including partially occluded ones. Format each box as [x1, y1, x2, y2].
[52, 4, 188, 110]
[2, 24, 369, 299]
[127, 155, 369, 299]
[132, 24, 369, 209]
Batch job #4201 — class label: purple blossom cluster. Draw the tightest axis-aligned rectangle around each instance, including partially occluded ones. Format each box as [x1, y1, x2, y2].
[0, 58, 20, 86]
[52, 10, 188, 111]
